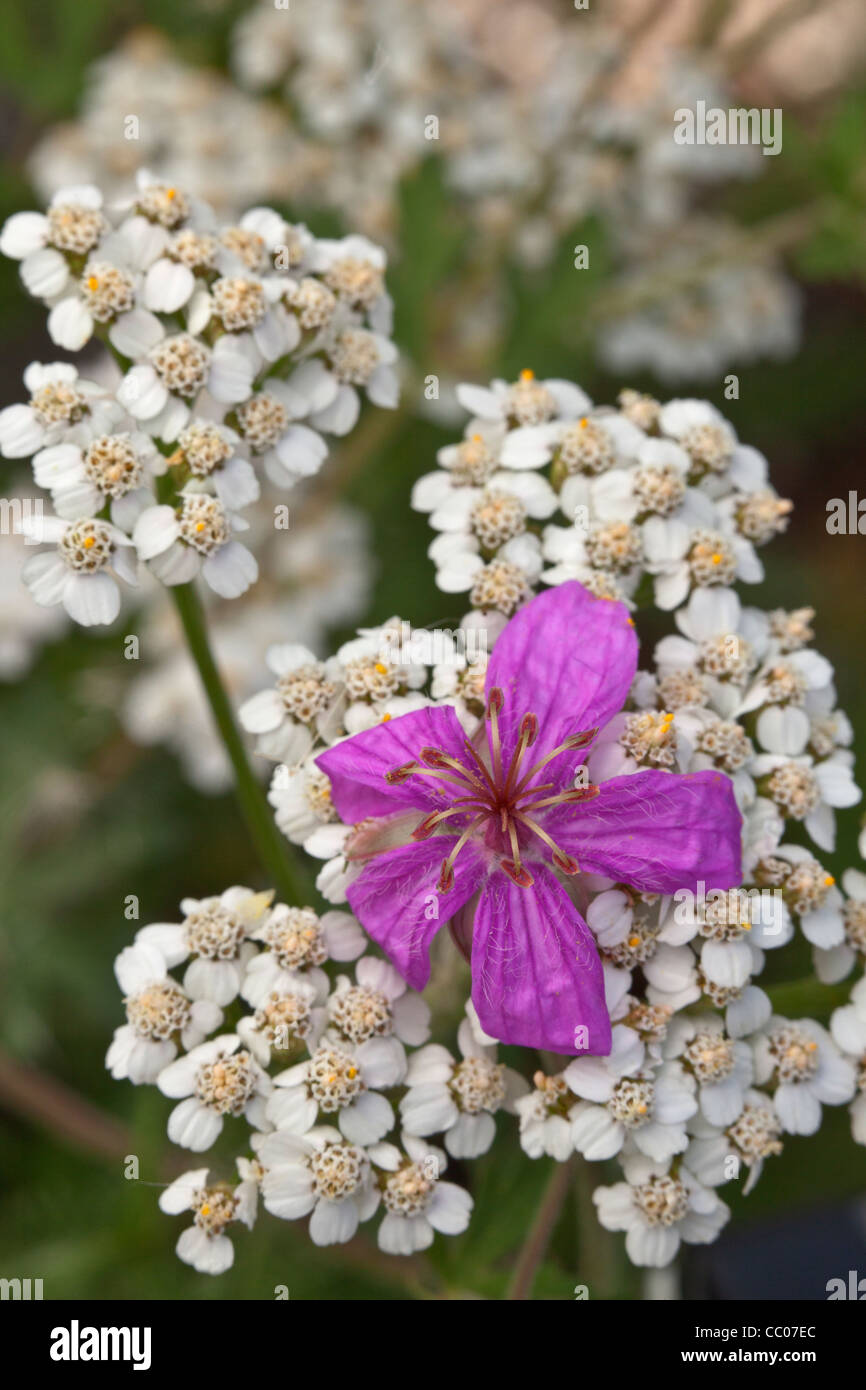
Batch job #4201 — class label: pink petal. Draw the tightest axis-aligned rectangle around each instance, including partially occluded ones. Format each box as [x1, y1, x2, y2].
[471, 863, 611, 1055]
[484, 581, 637, 789]
[316, 704, 480, 823]
[545, 768, 742, 893]
[346, 836, 486, 990]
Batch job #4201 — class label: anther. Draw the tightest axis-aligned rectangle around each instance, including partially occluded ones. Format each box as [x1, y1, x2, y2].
[486, 687, 504, 717]
[385, 761, 418, 784]
[501, 858, 534, 887]
[519, 712, 539, 746]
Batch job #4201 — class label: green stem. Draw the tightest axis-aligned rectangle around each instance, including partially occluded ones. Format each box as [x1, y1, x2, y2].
[506, 1157, 573, 1300]
[171, 580, 307, 905]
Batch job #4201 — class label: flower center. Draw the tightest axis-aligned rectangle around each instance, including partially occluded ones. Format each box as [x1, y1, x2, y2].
[684, 1031, 735, 1083]
[138, 183, 189, 228]
[324, 256, 384, 309]
[237, 392, 288, 450]
[634, 1176, 689, 1227]
[195, 1050, 257, 1115]
[48, 203, 107, 254]
[329, 328, 380, 385]
[383, 1163, 435, 1216]
[150, 333, 211, 396]
[385, 686, 599, 891]
[179, 495, 230, 555]
[728, 1102, 783, 1162]
[450, 1055, 506, 1114]
[84, 433, 142, 497]
[843, 900, 866, 954]
[178, 421, 233, 476]
[767, 1025, 819, 1083]
[184, 902, 247, 959]
[59, 519, 114, 572]
[277, 664, 335, 720]
[261, 907, 327, 969]
[126, 981, 191, 1040]
[310, 1144, 367, 1201]
[171, 229, 219, 270]
[31, 381, 85, 427]
[212, 276, 268, 331]
[253, 990, 313, 1048]
[192, 1186, 237, 1235]
[558, 417, 614, 475]
[286, 277, 336, 329]
[608, 1076, 654, 1127]
[80, 263, 136, 321]
[331, 985, 393, 1044]
[220, 226, 267, 271]
[307, 1046, 364, 1111]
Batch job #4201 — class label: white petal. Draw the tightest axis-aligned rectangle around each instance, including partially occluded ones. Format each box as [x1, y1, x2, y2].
[756, 705, 809, 757]
[47, 297, 94, 350]
[22, 552, 67, 605]
[21, 247, 69, 299]
[202, 540, 258, 599]
[144, 259, 195, 313]
[159, 1168, 209, 1214]
[176, 1226, 233, 1274]
[1, 211, 49, 258]
[400, 1084, 458, 1136]
[62, 572, 120, 627]
[109, 308, 164, 359]
[208, 344, 254, 403]
[118, 365, 167, 420]
[0, 404, 43, 457]
[774, 1083, 821, 1135]
[310, 384, 360, 436]
[167, 1097, 223, 1151]
[309, 1197, 359, 1246]
[427, 1181, 473, 1234]
[339, 1091, 394, 1145]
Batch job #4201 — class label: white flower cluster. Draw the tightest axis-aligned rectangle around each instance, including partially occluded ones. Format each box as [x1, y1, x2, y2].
[26, 15, 798, 381]
[246, 372, 864, 1271]
[107, 886, 508, 1272]
[0, 174, 397, 625]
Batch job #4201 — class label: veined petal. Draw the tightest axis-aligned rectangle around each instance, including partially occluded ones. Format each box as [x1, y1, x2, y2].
[470, 863, 611, 1055]
[547, 768, 742, 893]
[316, 703, 481, 821]
[346, 836, 485, 991]
[484, 580, 637, 787]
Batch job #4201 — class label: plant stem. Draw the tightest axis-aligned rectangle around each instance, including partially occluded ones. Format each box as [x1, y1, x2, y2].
[171, 580, 307, 904]
[506, 1157, 574, 1300]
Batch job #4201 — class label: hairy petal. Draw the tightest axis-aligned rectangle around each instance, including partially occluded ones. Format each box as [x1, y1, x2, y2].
[346, 836, 486, 990]
[470, 863, 611, 1056]
[546, 768, 742, 893]
[316, 704, 479, 822]
[485, 580, 637, 787]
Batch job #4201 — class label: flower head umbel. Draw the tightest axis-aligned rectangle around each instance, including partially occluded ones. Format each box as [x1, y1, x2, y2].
[317, 581, 742, 1055]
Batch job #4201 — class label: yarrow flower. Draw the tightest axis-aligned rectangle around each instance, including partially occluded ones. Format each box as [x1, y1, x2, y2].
[1, 177, 399, 625]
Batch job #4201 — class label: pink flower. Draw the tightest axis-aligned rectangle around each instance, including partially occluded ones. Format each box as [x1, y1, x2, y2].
[318, 582, 741, 1055]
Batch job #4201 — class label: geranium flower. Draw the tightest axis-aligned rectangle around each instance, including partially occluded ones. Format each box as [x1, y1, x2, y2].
[317, 582, 742, 1055]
